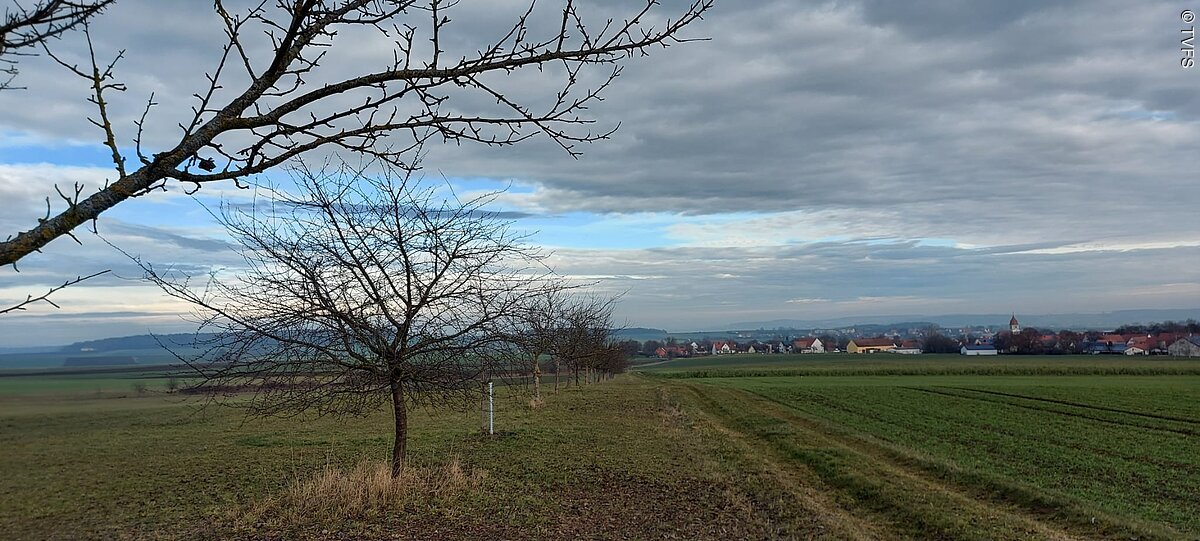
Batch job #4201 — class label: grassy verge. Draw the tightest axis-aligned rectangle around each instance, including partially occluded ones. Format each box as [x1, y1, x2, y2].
[0, 376, 818, 540]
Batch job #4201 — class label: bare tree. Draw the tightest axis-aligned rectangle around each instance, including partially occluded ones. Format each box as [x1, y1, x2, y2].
[553, 295, 617, 389]
[0, 0, 112, 89]
[1, 0, 712, 269]
[506, 289, 569, 405]
[143, 160, 567, 476]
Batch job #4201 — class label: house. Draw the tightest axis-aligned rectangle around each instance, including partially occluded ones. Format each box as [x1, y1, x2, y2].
[1123, 345, 1147, 356]
[1130, 334, 1177, 355]
[1168, 337, 1200, 357]
[847, 338, 896, 354]
[961, 344, 998, 356]
[654, 346, 690, 359]
[890, 340, 922, 354]
[791, 337, 824, 354]
[711, 341, 735, 355]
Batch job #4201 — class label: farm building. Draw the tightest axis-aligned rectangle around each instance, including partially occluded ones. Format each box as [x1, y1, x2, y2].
[961, 345, 998, 356]
[847, 338, 896, 354]
[890, 340, 922, 354]
[1168, 337, 1200, 357]
[791, 337, 824, 354]
[1085, 341, 1128, 354]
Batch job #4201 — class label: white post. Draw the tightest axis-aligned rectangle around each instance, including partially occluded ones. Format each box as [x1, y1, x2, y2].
[487, 381, 494, 435]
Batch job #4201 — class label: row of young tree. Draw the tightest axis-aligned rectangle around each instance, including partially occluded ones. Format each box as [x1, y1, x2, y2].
[143, 164, 626, 478]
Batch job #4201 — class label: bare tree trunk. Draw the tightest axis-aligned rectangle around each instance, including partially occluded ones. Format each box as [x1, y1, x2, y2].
[390, 381, 408, 478]
[574, 366, 580, 387]
[532, 355, 542, 402]
[554, 360, 560, 393]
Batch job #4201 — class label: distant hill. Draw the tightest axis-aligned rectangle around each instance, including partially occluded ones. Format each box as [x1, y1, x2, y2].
[59, 333, 217, 353]
[0, 333, 215, 370]
[726, 308, 1200, 332]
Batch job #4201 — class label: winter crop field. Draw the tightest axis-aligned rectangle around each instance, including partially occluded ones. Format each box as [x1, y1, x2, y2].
[643, 354, 1200, 539]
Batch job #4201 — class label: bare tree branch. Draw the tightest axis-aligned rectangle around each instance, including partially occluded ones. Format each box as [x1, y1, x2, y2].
[0, 269, 110, 314]
[0, 0, 113, 89]
[1, 0, 712, 269]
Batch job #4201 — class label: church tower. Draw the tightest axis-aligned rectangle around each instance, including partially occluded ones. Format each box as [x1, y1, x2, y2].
[1009, 314, 1021, 335]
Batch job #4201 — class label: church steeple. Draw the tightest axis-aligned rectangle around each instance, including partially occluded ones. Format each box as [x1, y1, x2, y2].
[1009, 313, 1021, 335]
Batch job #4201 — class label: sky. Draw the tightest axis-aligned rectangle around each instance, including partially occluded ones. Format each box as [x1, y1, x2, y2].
[1, 0, 1199, 347]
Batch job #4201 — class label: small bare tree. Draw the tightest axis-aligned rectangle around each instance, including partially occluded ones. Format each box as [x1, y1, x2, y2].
[144, 161, 567, 476]
[553, 295, 617, 389]
[506, 289, 569, 404]
[1, 0, 712, 268]
[0, 0, 112, 89]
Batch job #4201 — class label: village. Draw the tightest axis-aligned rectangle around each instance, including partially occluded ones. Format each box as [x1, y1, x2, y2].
[649, 315, 1200, 358]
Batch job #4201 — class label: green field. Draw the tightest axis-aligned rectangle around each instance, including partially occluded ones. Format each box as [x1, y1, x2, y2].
[642, 354, 1200, 539]
[2, 354, 1198, 539]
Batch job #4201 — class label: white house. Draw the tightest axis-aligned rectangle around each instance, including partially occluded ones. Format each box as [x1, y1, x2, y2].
[791, 337, 824, 354]
[1168, 337, 1200, 357]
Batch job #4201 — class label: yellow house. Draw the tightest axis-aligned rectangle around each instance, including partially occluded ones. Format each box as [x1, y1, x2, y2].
[847, 338, 896, 354]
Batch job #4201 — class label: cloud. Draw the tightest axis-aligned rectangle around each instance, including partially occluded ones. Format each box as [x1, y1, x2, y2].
[547, 241, 1200, 331]
[1, 1, 1196, 343]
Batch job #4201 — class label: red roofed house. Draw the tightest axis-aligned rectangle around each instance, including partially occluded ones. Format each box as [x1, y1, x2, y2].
[655, 346, 691, 359]
[791, 337, 824, 354]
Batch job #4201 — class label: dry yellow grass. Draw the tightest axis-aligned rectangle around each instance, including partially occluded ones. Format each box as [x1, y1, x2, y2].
[240, 457, 487, 528]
